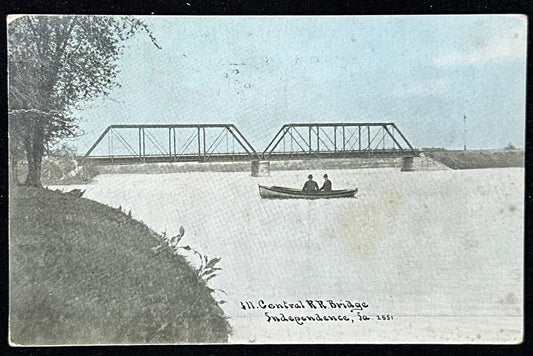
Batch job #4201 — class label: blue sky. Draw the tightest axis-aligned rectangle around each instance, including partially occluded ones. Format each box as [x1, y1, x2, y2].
[72, 15, 527, 154]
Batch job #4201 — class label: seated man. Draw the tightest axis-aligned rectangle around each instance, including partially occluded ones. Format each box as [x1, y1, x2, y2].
[302, 174, 319, 192]
[320, 174, 332, 191]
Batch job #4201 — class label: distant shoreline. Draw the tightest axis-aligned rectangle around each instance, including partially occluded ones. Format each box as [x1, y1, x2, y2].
[80, 149, 524, 176]
[10, 149, 525, 185]
[423, 149, 524, 170]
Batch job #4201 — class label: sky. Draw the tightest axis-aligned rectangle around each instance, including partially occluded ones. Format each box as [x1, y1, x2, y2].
[71, 15, 527, 154]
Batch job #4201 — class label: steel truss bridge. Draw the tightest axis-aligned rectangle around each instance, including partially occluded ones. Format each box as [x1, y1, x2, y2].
[83, 123, 418, 164]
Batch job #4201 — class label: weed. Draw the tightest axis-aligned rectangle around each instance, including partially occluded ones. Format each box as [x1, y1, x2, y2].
[159, 226, 226, 304]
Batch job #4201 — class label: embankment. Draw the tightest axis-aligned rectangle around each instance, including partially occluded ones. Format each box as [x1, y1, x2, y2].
[9, 187, 230, 345]
[425, 149, 524, 170]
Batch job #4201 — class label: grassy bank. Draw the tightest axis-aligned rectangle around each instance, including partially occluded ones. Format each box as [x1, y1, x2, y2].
[425, 149, 524, 169]
[9, 187, 231, 345]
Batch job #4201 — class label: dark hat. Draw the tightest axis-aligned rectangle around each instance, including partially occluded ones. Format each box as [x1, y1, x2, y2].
[308, 174, 313, 179]
[323, 174, 328, 178]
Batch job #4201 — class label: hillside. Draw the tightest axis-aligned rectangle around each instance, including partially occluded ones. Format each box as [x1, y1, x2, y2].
[9, 187, 230, 345]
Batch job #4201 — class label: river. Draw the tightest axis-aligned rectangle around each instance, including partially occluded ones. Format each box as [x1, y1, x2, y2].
[52, 167, 524, 343]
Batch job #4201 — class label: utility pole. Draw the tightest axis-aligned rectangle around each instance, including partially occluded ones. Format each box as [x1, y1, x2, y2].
[463, 114, 467, 150]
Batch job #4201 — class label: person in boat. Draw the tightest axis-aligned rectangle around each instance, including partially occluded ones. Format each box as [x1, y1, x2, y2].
[302, 174, 319, 192]
[320, 174, 332, 191]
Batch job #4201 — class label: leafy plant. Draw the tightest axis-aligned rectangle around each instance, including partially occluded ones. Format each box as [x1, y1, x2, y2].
[160, 226, 225, 303]
[198, 256, 222, 282]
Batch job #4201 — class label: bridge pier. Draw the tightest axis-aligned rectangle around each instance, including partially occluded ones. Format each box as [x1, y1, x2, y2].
[251, 160, 270, 177]
[400, 156, 415, 172]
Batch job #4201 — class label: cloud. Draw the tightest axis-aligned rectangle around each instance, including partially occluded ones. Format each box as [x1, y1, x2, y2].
[434, 31, 526, 66]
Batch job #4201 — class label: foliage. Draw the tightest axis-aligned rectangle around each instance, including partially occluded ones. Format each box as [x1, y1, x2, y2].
[43, 159, 100, 184]
[48, 143, 78, 159]
[8, 15, 160, 186]
[156, 227, 226, 304]
[37, 143, 100, 185]
[504, 143, 516, 150]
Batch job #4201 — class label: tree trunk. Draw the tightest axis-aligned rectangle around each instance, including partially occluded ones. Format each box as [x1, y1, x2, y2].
[23, 119, 44, 187]
[25, 151, 43, 187]
[9, 155, 19, 186]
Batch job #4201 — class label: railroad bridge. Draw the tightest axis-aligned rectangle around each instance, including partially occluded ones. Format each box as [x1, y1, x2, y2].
[83, 122, 419, 166]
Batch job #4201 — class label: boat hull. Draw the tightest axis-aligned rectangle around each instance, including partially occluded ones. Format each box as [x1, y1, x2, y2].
[259, 185, 358, 199]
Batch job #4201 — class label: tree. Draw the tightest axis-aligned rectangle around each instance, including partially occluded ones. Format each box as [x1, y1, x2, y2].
[8, 118, 26, 185]
[8, 15, 160, 187]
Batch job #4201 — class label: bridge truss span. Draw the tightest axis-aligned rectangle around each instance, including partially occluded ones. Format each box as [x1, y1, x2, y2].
[84, 124, 258, 164]
[262, 122, 418, 160]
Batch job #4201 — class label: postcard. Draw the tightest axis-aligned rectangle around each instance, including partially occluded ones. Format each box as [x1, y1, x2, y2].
[8, 14, 525, 345]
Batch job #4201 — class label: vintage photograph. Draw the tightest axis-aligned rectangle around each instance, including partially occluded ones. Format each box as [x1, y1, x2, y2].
[8, 15, 525, 345]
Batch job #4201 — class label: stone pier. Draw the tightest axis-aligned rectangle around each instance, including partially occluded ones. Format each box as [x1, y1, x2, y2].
[251, 160, 270, 177]
[400, 156, 415, 172]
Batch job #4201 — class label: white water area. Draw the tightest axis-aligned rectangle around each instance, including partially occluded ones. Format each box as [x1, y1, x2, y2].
[53, 167, 524, 344]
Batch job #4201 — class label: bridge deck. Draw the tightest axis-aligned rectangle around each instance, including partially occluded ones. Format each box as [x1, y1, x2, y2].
[81, 149, 420, 165]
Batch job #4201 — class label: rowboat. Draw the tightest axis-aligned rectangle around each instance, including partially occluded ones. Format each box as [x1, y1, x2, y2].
[258, 185, 358, 200]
